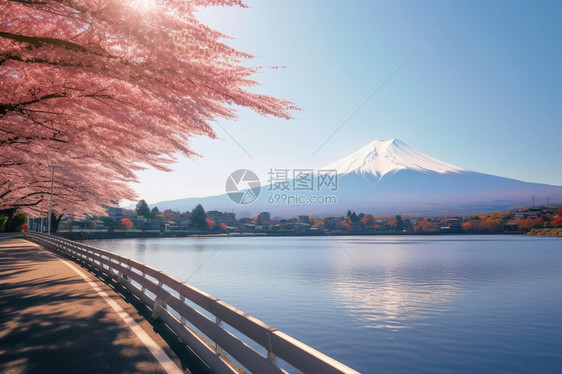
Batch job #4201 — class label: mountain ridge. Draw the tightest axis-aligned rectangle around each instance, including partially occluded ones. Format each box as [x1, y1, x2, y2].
[321, 138, 466, 179]
[148, 139, 562, 216]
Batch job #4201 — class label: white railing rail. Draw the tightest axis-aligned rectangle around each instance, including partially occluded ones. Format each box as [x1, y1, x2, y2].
[25, 233, 360, 374]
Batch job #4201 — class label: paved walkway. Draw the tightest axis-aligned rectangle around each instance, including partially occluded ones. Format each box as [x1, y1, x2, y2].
[0, 237, 206, 374]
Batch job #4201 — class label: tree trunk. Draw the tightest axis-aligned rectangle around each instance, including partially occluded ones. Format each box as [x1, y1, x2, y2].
[0, 208, 16, 232]
[50, 213, 63, 233]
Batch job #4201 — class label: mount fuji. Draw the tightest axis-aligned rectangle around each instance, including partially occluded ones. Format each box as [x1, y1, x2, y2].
[322, 138, 466, 178]
[152, 139, 562, 216]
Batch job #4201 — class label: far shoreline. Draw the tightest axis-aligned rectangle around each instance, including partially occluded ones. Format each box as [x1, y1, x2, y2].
[50, 230, 531, 241]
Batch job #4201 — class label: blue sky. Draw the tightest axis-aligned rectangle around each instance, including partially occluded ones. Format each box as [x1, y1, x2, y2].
[131, 0, 561, 206]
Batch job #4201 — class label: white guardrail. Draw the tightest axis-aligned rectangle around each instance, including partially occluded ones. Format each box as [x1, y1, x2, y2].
[25, 233, 360, 374]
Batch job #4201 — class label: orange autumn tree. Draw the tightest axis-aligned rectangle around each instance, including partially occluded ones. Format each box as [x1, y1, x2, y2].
[121, 218, 133, 230]
[360, 214, 375, 228]
[415, 219, 439, 232]
[517, 218, 543, 231]
[309, 216, 322, 227]
[479, 215, 503, 231]
[0, 0, 297, 216]
[462, 219, 481, 231]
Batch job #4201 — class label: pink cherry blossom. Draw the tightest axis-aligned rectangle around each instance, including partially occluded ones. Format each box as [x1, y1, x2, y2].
[1, 0, 297, 215]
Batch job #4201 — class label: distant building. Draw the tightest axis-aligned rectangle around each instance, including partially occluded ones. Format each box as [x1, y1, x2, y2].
[164, 211, 189, 231]
[258, 212, 271, 222]
[504, 220, 519, 232]
[440, 217, 462, 232]
[236, 217, 253, 227]
[106, 207, 123, 222]
[207, 211, 236, 226]
[350, 221, 366, 231]
[323, 217, 345, 230]
[298, 215, 311, 223]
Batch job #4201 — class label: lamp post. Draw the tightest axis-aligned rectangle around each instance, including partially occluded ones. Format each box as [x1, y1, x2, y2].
[47, 165, 62, 235]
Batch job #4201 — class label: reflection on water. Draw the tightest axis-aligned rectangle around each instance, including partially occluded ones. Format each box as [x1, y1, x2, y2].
[135, 239, 147, 253]
[324, 235, 469, 329]
[86, 235, 562, 374]
[331, 277, 461, 329]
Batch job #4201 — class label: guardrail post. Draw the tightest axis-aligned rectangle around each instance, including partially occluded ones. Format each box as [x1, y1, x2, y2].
[267, 333, 278, 365]
[180, 295, 186, 325]
[158, 280, 167, 310]
[176, 294, 189, 344]
[125, 263, 131, 281]
[118, 261, 131, 283]
[153, 297, 163, 319]
[215, 317, 224, 356]
[141, 272, 146, 293]
[267, 351, 278, 365]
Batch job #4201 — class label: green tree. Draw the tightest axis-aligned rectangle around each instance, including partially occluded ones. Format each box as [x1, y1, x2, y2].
[100, 216, 117, 231]
[0, 208, 16, 232]
[396, 215, 404, 231]
[150, 206, 160, 218]
[0, 215, 8, 232]
[136, 200, 150, 218]
[298, 215, 310, 224]
[190, 204, 208, 230]
[0, 209, 28, 232]
[11, 213, 27, 232]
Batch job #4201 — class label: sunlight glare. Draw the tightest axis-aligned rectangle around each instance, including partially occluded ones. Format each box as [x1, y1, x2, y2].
[131, 0, 156, 12]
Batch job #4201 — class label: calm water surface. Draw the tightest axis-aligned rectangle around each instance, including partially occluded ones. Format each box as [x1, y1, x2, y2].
[86, 235, 562, 373]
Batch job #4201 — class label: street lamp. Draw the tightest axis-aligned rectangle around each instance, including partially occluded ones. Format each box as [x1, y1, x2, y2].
[47, 165, 62, 235]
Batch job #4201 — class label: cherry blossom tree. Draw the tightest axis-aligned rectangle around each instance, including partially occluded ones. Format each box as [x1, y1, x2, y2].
[0, 0, 296, 217]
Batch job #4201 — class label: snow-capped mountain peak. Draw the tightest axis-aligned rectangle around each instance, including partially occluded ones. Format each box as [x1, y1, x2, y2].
[321, 138, 466, 179]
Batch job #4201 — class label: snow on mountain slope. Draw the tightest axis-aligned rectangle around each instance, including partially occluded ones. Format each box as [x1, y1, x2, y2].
[321, 138, 466, 179]
[152, 138, 562, 216]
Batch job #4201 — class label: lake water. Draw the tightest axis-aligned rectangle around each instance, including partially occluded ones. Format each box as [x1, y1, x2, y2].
[86, 235, 562, 374]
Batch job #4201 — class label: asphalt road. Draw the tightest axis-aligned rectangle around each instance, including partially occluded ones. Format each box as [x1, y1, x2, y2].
[0, 237, 210, 374]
